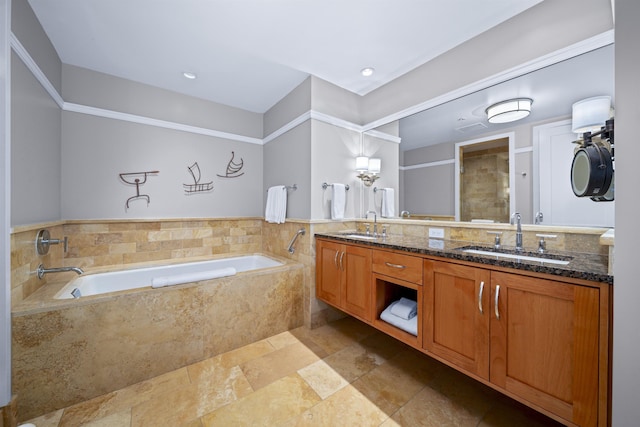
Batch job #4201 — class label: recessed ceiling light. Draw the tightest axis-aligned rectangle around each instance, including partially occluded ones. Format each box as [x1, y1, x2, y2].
[361, 67, 375, 77]
[183, 72, 197, 80]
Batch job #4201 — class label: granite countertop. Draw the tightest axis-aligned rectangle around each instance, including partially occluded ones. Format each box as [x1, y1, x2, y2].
[316, 232, 613, 285]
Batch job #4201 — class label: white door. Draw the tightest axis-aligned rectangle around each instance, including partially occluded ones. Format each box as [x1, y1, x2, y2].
[534, 120, 614, 227]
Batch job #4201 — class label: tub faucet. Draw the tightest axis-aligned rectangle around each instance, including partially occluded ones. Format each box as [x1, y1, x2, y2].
[366, 210, 378, 236]
[400, 210, 410, 218]
[510, 212, 523, 252]
[37, 264, 84, 279]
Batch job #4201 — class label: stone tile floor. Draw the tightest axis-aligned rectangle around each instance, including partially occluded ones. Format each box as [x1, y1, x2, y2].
[26, 317, 563, 426]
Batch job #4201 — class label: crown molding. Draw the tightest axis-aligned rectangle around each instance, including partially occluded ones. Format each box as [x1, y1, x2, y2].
[63, 102, 264, 144]
[10, 33, 64, 108]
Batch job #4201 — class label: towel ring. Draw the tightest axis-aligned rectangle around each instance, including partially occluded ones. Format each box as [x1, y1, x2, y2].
[373, 187, 387, 193]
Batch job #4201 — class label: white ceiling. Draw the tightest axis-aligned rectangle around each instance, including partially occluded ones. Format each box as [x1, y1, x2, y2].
[399, 44, 614, 152]
[27, 0, 542, 113]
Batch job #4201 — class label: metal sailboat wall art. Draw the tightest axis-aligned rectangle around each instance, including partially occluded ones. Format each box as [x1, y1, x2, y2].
[217, 151, 245, 178]
[183, 162, 214, 193]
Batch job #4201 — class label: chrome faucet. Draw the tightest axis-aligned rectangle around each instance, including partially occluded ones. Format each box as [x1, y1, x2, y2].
[366, 210, 378, 237]
[510, 212, 523, 252]
[37, 264, 84, 279]
[400, 210, 410, 218]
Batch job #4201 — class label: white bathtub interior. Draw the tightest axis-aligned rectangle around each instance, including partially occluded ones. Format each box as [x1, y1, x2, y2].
[54, 255, 283, 299]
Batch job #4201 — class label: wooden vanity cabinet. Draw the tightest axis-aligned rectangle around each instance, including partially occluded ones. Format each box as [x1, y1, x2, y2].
[423, 260, 491, 380]
[315, 237, 610, 426]
[316, 239, 372, 322]
[490, 271, 607, 427]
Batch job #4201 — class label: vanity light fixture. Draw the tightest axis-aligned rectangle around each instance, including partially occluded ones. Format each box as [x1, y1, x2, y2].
[571, 96, 612, 133]
[361, 67, 375, 77]
[486, 98, 532, 124]
[183, 71, 197, 80]
[356, 156, 381, 186]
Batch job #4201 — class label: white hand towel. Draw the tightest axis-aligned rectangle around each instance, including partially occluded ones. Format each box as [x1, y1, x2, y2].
[331, 183, 346, 220]
[381, 188, 395, 218]
[265, 185, 287, 223]
[151, 267, 237, 288]
[390, 297, 417, 320]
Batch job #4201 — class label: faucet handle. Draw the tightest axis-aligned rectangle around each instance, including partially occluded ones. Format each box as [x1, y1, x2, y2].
[535, 234, 557, 254]
[487, 231, 502, 249]
[365, 223, 370, 235]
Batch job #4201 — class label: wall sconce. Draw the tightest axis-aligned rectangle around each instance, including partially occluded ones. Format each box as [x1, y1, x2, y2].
[486, 98, 532, 124]
[356, 156, 381, 186]
[571, 96, 612, 134]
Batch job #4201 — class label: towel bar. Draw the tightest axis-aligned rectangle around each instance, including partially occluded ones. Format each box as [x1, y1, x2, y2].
[322, 182, 350, 190]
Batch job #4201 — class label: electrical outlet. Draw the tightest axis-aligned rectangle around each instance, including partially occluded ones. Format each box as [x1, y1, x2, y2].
[428, 227, 445, 239]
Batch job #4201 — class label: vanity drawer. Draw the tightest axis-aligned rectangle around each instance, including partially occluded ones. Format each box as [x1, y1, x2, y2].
[373, 250, 423, 284]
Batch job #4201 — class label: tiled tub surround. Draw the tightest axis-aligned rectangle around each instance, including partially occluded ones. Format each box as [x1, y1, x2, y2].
[12, 255, 304, 421]
[10, 219, 263, 306]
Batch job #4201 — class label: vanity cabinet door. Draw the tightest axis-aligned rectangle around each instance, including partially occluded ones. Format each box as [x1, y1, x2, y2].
[316, 239, 344, 307]
[316, 239, 372, 322]
[490, 271, 603, 427]
[342, 245, 372, 321]
[423, 260, 491, 380]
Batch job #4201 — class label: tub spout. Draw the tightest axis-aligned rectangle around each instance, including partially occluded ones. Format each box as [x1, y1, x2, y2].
[37, 264, 84, 280]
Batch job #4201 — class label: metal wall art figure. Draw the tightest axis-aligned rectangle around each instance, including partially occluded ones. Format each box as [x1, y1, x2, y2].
[119, 170, 159, 209]
[217, 151, 245, 178]
[184, 162, 214, 193]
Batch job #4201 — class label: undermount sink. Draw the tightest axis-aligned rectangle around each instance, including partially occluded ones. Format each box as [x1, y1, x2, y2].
[458, 246, 572, 266]
[340, 233, 379, 240]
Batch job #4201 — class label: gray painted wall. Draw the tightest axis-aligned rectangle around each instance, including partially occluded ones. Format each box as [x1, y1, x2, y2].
[262, 120, 312, 220]
[613, 0, 640, 424]
[311, 77, 363, 125]
[11, 0, 61, 94]
[362, 0, 613, 124]
[263, 77, 311, 137]
[11, 51, 61, 225]
[63, 64, 263, 139]
[61, 112, 263, 219]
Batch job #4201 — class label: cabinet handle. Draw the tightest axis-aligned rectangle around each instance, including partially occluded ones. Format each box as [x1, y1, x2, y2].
[494, 285, 501, 320]
[478, 281, 484, 314]
[384, 262, 406, 269]
[334, 250, 339, 269]
[339, 251, 345, 271]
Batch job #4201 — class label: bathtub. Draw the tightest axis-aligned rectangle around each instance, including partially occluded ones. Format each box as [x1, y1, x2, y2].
[13, 253, 303, 420]
[54, 255, 283, 299]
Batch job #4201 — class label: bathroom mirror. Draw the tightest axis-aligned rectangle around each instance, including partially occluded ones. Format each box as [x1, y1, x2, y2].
[398, 43, 614, 226]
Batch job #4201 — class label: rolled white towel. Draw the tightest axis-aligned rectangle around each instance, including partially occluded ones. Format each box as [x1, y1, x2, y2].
[151, 267, 237, 288]
[380, 301, 418, 336]
[390, 297, 417, 320]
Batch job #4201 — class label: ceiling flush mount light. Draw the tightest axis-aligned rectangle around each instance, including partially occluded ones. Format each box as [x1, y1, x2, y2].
[361, 67, 375, 77]
[486, 98, 532, 124]
[183, 72, 197, 80]
[356, 156, 381, 186]
[571, 96, 611, 134]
